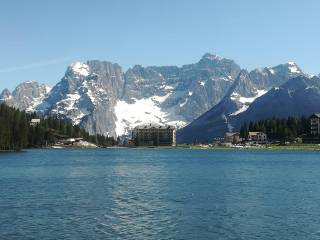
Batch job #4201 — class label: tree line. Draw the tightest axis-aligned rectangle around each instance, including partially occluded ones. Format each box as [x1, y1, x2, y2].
[0, 103, 116, 150]
[239, 116, 310, 142]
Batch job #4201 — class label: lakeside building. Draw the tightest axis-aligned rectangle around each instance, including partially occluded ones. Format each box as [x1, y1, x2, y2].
[310, 113, 320, 135]
[61, 138, 84, 145]
[131, 123, 176, 147]
[224, 132, 241, 144]
[30, 119, 41, 127]
[248, 132, 267, 143]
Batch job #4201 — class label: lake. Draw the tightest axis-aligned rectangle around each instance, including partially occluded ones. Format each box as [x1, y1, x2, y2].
[1, 148, 320, 239]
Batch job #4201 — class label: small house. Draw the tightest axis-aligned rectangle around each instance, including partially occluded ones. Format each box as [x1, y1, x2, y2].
[30, 119, 41, 127]
[248, 132, 267, 143]
[224, 132, 241, 144]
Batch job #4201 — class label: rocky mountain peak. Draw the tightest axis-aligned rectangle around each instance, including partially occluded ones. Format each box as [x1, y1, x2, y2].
[199, 53, 237, 67]
[12, 80, 46, 99]
[0, 88, 12, 101]
[201, 53, 224, 61]
[0, 80, 50, 112]
[249, 62, 304, 90]
[271, 62, 303, 75]
[281, 75, 314, 91]
[68, 62, 90, 77]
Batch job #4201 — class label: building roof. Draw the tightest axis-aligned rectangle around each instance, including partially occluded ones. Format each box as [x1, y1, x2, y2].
[30, 119, 41, 123]
[310, 113, 320, 118]
[133, 123, 175, 130]
[249, 132, 266, 136]
[225, 132, 239, 137]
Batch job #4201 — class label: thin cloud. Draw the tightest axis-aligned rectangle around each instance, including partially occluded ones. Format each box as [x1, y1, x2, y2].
[0, 57, 76, 73]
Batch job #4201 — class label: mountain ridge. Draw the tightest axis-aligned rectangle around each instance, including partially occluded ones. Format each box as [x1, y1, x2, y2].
[177, 75, 320, 143]
[0, 53, 312, 139]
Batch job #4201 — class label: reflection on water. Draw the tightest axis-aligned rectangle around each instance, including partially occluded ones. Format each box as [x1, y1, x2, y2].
[1, 149, 320, 239]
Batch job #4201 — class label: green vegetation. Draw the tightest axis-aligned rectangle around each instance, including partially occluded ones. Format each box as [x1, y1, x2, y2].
[239, 117, 310, 142]
[0, 103, 115, 150]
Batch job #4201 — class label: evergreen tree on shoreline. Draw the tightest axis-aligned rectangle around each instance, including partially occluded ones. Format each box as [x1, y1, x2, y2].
[0, 103, 116, 150]
[239, 116, 310, 142]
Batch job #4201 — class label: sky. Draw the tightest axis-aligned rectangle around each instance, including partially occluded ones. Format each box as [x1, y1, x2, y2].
[1, 0, 320, 90]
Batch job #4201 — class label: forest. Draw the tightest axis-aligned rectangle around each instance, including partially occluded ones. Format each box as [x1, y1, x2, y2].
[239, 116, 311, 142]
[0, 103, 116, 150]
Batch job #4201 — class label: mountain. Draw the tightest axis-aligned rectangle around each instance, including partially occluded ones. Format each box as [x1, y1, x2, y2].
[2, 54, 315, 141]
[36, 61, 125, 136]
[116, 53, 241, 135]
[0, 81, 50, 112]
[177, 75, 320, 143]
[1, 54, 241, 137]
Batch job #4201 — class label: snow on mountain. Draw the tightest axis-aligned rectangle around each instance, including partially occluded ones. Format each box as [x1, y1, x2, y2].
[229, 89, 267, 116]
[45, 86, 52, 94]
[114, 95, 187, 136]
[199, 81, 205, 86]
[70, 62, 90, 76]
[287, 62, 301, 74]
[202, 53, 223, 61]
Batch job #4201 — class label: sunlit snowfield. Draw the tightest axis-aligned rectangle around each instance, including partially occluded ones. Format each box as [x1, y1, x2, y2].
[1, 148, 320, 239]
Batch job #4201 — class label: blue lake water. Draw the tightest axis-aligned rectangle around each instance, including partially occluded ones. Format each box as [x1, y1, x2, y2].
[1, 148, 320, 239]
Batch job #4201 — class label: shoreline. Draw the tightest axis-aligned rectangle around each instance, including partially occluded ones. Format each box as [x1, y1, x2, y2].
[182, 144, 320, 151]
[2, 144, 320, 152]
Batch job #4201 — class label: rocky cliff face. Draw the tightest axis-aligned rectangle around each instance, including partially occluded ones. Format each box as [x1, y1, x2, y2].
[38, 61, 125, 136]
[117, 53, 241, 134]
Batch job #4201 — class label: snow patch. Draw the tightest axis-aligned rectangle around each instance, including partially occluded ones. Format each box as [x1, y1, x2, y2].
[230, 105, 249, 116]
[268, 68, 275, 74]
[215, 76, 233, 81]
[230, 89, 268, 116]
[230, 90, 267, 104]
[306, 86, 317, 90]
[179, 98, 188, 107]
[70, 62, 90, 76]
[188, 91, 193, 96]
[45, 86, 52, 94]
[199, 81, 205, 86]
[151, 93, 172, 103]
[288, 62, 301, 74]
[205, 54, 223, 61]
[163, 85, 174, 90]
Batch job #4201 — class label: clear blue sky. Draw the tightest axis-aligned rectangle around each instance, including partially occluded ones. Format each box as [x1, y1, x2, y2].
[1, 0, 319, 90]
